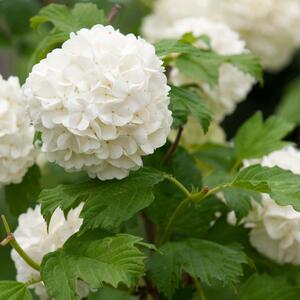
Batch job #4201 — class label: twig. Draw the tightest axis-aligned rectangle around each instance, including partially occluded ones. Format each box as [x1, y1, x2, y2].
[107, 4, 121, 24]
[163, 126, 183, 164]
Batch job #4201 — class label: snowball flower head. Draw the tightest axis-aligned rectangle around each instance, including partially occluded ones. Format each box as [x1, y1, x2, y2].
[11, 204, 87, 299]
[142, 0, 209, 42]
[243, 146, 300, 265]
[0, 75, 34, 184]
[24, 25, 172, 180]
[209, 0, 300, 71]
[144, 17, 255, 121]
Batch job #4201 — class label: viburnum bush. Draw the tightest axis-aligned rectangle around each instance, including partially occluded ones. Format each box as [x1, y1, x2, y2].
[1, 2, 300, 300]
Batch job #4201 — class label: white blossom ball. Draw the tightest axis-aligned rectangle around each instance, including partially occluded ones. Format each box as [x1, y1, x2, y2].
[0, 75, 35, 184]
[142, 0, 209, 42]
[11, 204, 87, 299]
[144, 17, 255, 122]
[209, 0, 300, 71]
[243, 146, 300, 265]
[24, 25, 172, 181]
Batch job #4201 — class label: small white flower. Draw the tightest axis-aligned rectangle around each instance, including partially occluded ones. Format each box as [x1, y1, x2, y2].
[0, 75, 35, 184]
[11, 204, 87, 299]
[143, 17, 255, 121]
[24, 24, 172, 181]
[242, 146, 300, 265]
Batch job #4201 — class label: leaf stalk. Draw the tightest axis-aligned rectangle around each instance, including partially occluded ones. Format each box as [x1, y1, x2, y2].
[1, 215, 41, 272]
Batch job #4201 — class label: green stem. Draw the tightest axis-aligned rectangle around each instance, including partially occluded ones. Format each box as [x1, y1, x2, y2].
[159, 197, 191, 245]
[230, 159, 242, 175]
[165, 175, 191, 197]
[160, 181, 231, 244]
[193, 278, 207, 300]
[25, 277, 42, 287]
[192, 183, 231, 203]
[1, 215, 41, 272]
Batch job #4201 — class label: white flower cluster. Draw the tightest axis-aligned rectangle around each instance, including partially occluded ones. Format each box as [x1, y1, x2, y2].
[143, 17, 255, 122]
[142, 0, 210, 42]
[11, 204, 87, 299]
[143, 0, 300, 72]
[24, 25, 172, 181]
[0, 75, 35, 184]
[242, 147, 300, 265]
[209, 0, 300, 71]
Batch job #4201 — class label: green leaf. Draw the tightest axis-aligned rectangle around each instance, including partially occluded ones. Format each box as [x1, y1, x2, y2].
[235, 112, 294, 160]
[227, 53, 263, 85]
[231, 165, 300, 211]
[155, 38, 262, 86]
[147, 239, 247, 298]
[30, 4, 75, 31]
[144, 145, 203, 229]
[0, 281, 32, 300]
[277, 77, 300, 123]
[176, 51, 263, 87]
[71, 3, 106, 29]
[30, 3, 106, 64]
[193, 143, 236, 173]
[154, 39, 200, 57]
[39, 168, 166, 231]
[29, 31, 69, 66]
[222, 188, 261, 221]
[155, 36, 263, 86]
[41, 233, 147, 300]
[169, 85, 212, 132]
[30, 3, 106, 32]
[88, 287, 138, 300]
[176, 53, 221, 87]
[144, 145, 224, 239]
[239, 274, 300, 300]
[173, 196, 225, 238]
[5, 165, 41, 216]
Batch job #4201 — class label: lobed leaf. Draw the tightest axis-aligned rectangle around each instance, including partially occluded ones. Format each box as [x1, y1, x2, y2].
[155, 39, 262, 87]
[222, 188, 261, 221]
[147, 239, 248, 298]
[169, 85, 212, 132]
[231, 165, 300, 211]
[42, 233, 148, 300]
[239, 274, 300, 300]
[235, 112, 294, 160]
[277, 77, 300, 124]
[30, 3, 106, 32]
[154, 39, 200, 57]
[30, 3, 106, 64]
[0, 281, 32, 300]
[38, 168, 166, 232]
